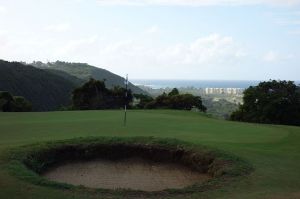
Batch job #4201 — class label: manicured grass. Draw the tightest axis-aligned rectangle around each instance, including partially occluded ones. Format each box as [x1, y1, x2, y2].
[0, 110, 300, 199]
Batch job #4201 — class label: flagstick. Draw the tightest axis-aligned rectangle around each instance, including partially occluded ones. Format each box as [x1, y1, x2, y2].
[124, 74, 128, 126]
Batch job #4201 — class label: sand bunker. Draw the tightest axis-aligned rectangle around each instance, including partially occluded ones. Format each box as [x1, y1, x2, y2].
[10, 137, 253, 197]
[43, 158, 210, 191]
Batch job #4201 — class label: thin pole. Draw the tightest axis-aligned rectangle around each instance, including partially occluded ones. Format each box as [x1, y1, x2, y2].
[124, 74, 128, 126]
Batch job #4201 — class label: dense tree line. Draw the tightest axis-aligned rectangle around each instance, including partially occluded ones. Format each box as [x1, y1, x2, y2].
[0, 91, 32, 112]
[72, 79, 133, 110]
[231, 80, 300, 126]
[135, 88, 207, 112]
[72, 81, 206, 112]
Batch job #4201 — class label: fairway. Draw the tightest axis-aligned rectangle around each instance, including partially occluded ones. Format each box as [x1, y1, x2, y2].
[0, 110, 300, 199]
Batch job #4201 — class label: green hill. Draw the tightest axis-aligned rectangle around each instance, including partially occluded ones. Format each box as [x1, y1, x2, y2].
[0, 60, 79, 111]
[43, 68, 84, 86]
[0, 60, 147, 111]
[31, 61, 147, 95]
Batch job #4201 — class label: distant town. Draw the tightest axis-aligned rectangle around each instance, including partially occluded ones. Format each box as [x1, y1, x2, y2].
[136, 85, 245, 119]
[138, 85, 244, 101]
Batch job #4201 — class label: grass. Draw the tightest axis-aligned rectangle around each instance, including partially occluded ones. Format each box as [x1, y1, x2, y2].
[0, 110, 300, 199]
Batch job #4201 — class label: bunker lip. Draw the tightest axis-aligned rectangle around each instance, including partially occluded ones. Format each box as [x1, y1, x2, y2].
[5, 137, 253, 197]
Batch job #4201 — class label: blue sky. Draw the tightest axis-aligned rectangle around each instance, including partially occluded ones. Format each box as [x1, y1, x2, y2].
[0, 0, 300, 80]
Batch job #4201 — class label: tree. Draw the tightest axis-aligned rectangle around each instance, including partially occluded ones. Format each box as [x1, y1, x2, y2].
[169, 94, 207, 111]
[133, 94, 153, 109]
[110, 86, 133, 109]
[230, 80, 300, 125]
[13, 96, 32, 112]
[0, 91, 32, 112]
[72, 78, 109, 110]
[0, 91, 14, 112]
[72, 78, 132, 110]
[168, 88, 179, 96]
[140, 88, 206, 112]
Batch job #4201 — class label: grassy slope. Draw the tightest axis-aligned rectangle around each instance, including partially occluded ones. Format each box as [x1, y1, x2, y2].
[0, 110, 299, 199]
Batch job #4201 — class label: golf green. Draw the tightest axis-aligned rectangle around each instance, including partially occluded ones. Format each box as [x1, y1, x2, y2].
[0, 110, 299, 199]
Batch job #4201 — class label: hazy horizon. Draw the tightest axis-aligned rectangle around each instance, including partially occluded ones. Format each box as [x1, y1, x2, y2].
[131, 78, 300, 81]
[131, 79, 300, 89]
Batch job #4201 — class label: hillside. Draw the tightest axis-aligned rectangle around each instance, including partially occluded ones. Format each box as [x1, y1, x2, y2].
[0, 60, 79, 111]
[31, 61, 147, 95]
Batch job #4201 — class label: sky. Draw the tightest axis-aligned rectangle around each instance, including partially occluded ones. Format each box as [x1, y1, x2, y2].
[0, 0, 300, 80]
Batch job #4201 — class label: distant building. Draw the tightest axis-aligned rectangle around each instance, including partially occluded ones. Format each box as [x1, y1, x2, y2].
[204, 88, 244, 95]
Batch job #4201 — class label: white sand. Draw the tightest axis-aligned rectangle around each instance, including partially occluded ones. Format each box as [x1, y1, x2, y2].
[43, 158, 210, 191]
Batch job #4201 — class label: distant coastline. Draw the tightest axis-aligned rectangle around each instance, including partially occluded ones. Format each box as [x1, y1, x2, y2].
[131, 79, 260, 89]
[131, 79, 300, 89]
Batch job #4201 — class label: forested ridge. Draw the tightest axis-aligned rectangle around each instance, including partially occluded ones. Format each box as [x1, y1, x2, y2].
[0, 60, 146, 111]
[31, 61, 146, 95]
[0, 60, 78, 111]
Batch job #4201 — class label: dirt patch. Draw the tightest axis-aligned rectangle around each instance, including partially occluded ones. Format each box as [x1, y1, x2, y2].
[43, 157, 210, 191]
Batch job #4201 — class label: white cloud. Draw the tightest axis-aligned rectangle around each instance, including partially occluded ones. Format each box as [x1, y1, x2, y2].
[263, 51, 278, 62]
[263, 50, 295, 62]
[146, 25, 160, 34]
[93, 33, 248, 79]
[54, 35, 98, 55]
[270, 12, 300, 35]
[158, 34, 245, 65]
[0, 29, 99, 63]
[0, 32, 56, 62]
[276, 19, 300, 25]
[96, 0, 300, 6]
[97, 33, 246, 68]
[0, 5, 6, 14]
[44, 23, 71, 32]
[289, 29, 300, 34]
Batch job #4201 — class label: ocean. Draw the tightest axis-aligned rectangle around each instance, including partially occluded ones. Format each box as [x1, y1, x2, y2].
[131, 80, 263, 89]
[131, 79, 300, 89]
